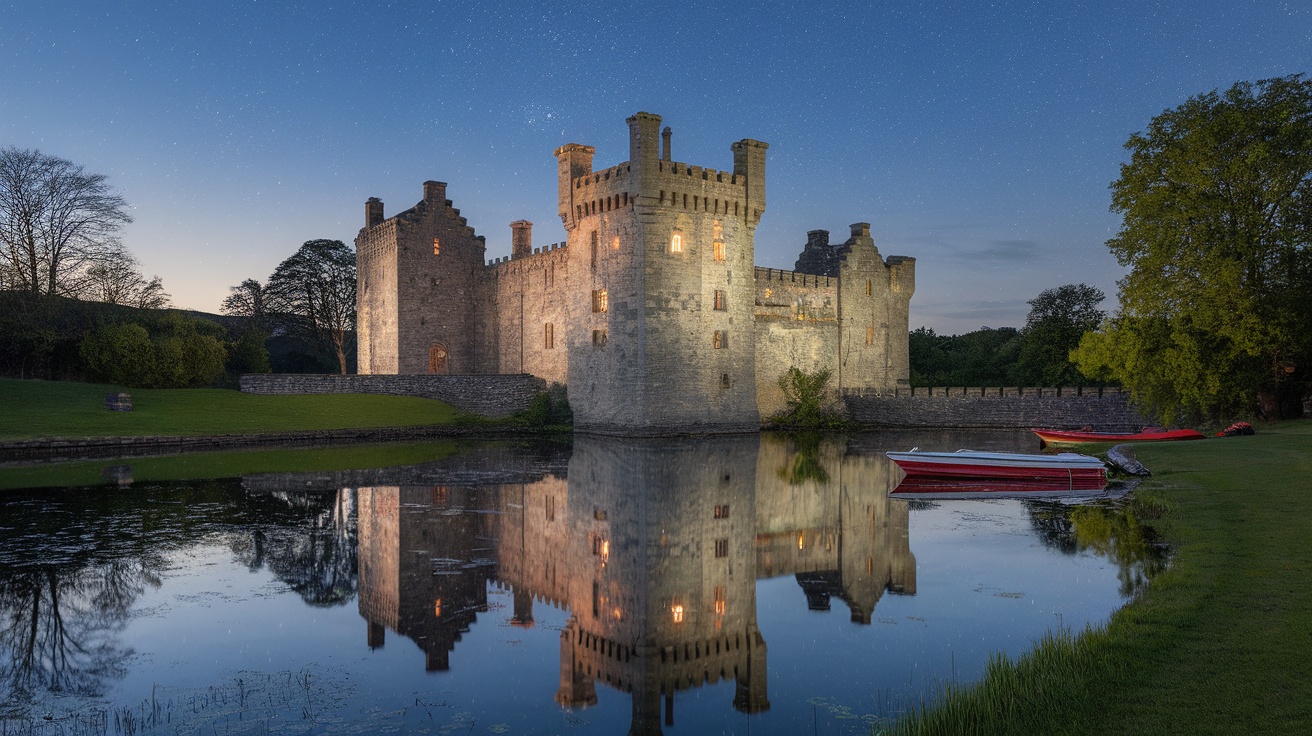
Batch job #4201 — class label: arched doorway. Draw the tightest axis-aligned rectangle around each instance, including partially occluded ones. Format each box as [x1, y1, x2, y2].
[428, 343, 448, 374]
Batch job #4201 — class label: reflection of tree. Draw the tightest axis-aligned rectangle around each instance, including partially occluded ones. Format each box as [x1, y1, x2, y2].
[775, 432, 832, 486]
[230, 490, 358, 607]
[1069, 503, 1168, 598]
[0, 559, 161, 704]
[1025, 499, 1169, 598]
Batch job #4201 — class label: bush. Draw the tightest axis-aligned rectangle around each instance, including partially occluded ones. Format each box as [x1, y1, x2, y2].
[769, 367, 850, 429]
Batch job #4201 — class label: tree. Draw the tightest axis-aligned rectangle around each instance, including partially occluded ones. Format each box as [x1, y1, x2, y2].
[1076, 75, 1312, 422]
[266, 240, 357, 375]
[82, 245, 171, 309]
[1013, 284, 1105, 386]
[0, 147, 132, 297]
[221, 278, 270, 331]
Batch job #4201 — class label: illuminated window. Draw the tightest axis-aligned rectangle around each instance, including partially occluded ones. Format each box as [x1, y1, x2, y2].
[434, 598, 443, 618]
[866, 326, 874, 345]
[866, 279, 872, 296]
[714, 504, 730, 519]
[592, 329, 607, 347]
[672, 604, 684, 623]
[714, 586, 726, 615]
[612, 235, 621, 250]
[713, 331, 726, 349]
[798, 532, 805, 550]
[713, 290, 726, 311]
[670, 232, 683, 253]
[433, 237, 441, 255]
[715, 539, 729, 557]
[545, 322, 554, 349]
[713, 241, 725, 261]
[592, 289, 608, 313]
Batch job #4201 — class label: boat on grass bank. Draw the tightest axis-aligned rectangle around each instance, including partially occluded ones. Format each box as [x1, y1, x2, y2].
[1031, 427, 1207, 447]
[887, 449, 1107, 492]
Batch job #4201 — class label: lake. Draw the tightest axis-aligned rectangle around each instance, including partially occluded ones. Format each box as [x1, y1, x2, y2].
[0, 430, 1164, 735]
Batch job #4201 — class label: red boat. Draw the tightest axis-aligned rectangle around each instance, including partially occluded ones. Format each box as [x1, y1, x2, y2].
[1031, 427, 1206, 447]
[886, 450, 1107, 491]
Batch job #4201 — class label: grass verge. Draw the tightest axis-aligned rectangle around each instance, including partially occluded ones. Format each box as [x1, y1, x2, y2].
[883, 419, 1312, 735]
[0, 378, 465, 440]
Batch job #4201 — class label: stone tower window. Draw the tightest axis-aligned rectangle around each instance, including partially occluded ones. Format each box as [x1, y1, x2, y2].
[714, 539, 729, 557]
[428, 343, 448, 374]
[866, 326, 874, 345]
[612, 235, 621, 250]
[866, 279, 872, 296]
[714, 504, 730, 519]
[592, 289, 608, 313]
[433, 237, 441, 255]
[590, 231, 598, 269]
[713, 220, 723, 239]
[713, 240, 725, 261]
[713, 290, 726, 311]
[713, 331, 727, 349]
[592, 329, 607, 347]
[545, 323, 554, 349]
[670, 232, 683, 254]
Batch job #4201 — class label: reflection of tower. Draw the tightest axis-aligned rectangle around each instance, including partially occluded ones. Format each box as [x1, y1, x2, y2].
[544, 435, 768, 735]
[754, 436, 916, 624]
[356, 486, 494, 670]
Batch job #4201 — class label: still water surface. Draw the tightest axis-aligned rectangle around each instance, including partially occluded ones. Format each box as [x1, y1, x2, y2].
[0, 431, 1163, 734]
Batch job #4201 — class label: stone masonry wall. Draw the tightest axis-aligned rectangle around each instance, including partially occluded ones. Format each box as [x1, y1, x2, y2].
[239, 373, 546, 417]
[843, 387, 1150, 431]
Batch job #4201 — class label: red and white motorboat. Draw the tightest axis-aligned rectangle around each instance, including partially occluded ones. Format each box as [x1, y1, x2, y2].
[1031, 427, 1206, 447]
[886, 449, 1107, 491]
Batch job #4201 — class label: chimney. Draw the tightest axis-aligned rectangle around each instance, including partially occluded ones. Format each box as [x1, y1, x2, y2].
[662, 126, 672, 161]
[511, 220, 533, 260]
[365, 197, 384, 228]
[423, 180, 447, 204]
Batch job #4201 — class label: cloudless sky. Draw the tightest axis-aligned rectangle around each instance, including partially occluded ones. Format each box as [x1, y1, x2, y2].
[2, 1, 1307, 332]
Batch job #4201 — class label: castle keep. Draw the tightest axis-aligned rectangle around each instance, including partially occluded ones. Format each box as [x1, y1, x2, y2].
[355, 112, 915, 433]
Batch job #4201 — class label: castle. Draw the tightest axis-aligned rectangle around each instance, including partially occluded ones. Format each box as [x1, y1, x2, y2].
[355, 112, 915, 433]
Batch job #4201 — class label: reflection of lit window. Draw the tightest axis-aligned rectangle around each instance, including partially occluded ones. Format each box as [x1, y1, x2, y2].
[670, 233, 683, 253]
[714, 241, 725, 261]
[433, 237, 441, 255]
[672, 604, 684, 623]
[714, 586, 725, 615]
[713, 331, 726, 349]
[798, 532, 805, 550]
[601, 539, 609, 562]
[434, 598, 442, 618]
[613, 607, 623, 620]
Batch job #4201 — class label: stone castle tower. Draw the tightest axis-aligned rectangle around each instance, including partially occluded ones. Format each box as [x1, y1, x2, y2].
[355, 112, 915, 434]
[556, 112, 767, 433]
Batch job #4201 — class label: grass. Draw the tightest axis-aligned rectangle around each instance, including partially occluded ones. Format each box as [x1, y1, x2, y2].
[0, 439, 464, 490]
[883, 419, 1312, 735]
[0, 377, 465, 440]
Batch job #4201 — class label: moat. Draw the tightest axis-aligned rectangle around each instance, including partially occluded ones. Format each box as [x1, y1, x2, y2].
[0, 430, 1164, 735]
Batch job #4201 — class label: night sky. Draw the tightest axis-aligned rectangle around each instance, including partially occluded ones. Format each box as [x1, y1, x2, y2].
[3, 1, 1307, 332]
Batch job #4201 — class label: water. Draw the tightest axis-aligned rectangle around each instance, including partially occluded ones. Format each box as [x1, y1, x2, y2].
[0, 431, 1164, 735]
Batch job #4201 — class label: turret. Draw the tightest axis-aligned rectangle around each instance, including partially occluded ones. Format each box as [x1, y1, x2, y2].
[511, 220, 533, 260]
[731, 139, 769, 228]
[627, 111, 663, 205]
[554, 143, 595, 231]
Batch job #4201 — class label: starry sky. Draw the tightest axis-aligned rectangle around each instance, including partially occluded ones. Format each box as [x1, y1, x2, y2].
[3, 1, 1307, 332]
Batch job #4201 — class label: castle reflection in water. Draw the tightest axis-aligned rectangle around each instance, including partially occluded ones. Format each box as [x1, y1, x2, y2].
[352, 435, 915, 733]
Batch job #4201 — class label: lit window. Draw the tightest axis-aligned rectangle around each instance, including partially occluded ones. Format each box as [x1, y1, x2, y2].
[713, 331, 726, 349]
[592, 289, 608, 313]
[713, 290, 726, 311]
[713, 240, 725, 261]
[866, 279, 872, 296]
[434, 598, 442, 618]
[672, 604, 684, 623]
[714, 586, 726, 615]
[670, 232, 683, 253]
[433, 237, 441, 255]
[798, 532, 805, 550]
[714, 504, 730, 519]
[612, 235, 621, 250]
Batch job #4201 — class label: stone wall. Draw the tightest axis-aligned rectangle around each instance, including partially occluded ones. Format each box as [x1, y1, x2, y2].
[239, 373, 546, 417]
[842, 386, 1150, 431]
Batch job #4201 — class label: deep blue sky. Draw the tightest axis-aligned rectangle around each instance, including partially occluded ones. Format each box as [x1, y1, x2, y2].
[3, 1, 1307, 332]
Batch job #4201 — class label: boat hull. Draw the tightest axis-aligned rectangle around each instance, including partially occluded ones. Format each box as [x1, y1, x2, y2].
[1032, 428, 1206, 446]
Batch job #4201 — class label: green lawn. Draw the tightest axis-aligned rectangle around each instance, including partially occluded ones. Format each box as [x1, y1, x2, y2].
[0, 378, 464, 440]
[887, 420, 1312, 735]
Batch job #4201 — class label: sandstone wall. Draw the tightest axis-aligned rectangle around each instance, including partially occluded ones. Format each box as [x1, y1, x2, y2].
[843, 387, 1150, 431]
[486, 243, 571, 385]
[239, 373, 545, 417]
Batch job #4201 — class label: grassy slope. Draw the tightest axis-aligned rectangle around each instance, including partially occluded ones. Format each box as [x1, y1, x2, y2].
[0, 378, 463, 440]
[889, 420, 1312, 735]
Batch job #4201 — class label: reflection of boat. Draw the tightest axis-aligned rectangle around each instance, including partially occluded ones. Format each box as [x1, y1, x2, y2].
[886, 450, 1107, 491]
[1031, 427, 1206, 447]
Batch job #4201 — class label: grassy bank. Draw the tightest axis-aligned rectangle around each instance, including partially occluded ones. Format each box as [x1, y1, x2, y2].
[886, 420, 1312, 735]
[0, 377, 463, 440]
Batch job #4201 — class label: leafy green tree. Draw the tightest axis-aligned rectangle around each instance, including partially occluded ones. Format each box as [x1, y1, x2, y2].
[1013, 284, 1105, 386]
[908, 326, 1021, 386]
[266, 240, 356, 374]
[1076, 75, 1312, 421]
[80, 322, 157, 386]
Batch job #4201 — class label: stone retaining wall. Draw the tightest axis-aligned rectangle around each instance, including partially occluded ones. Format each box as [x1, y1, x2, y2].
[238, 373, 547, 417]
[842, 386, 1150, 431]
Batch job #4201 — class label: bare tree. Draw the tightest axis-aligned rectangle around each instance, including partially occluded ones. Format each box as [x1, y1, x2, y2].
[82, 245, 171, 309]
[266, 240, 356, 374]
[0, 147, 132, 297]
[221, 277, 270, 331]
